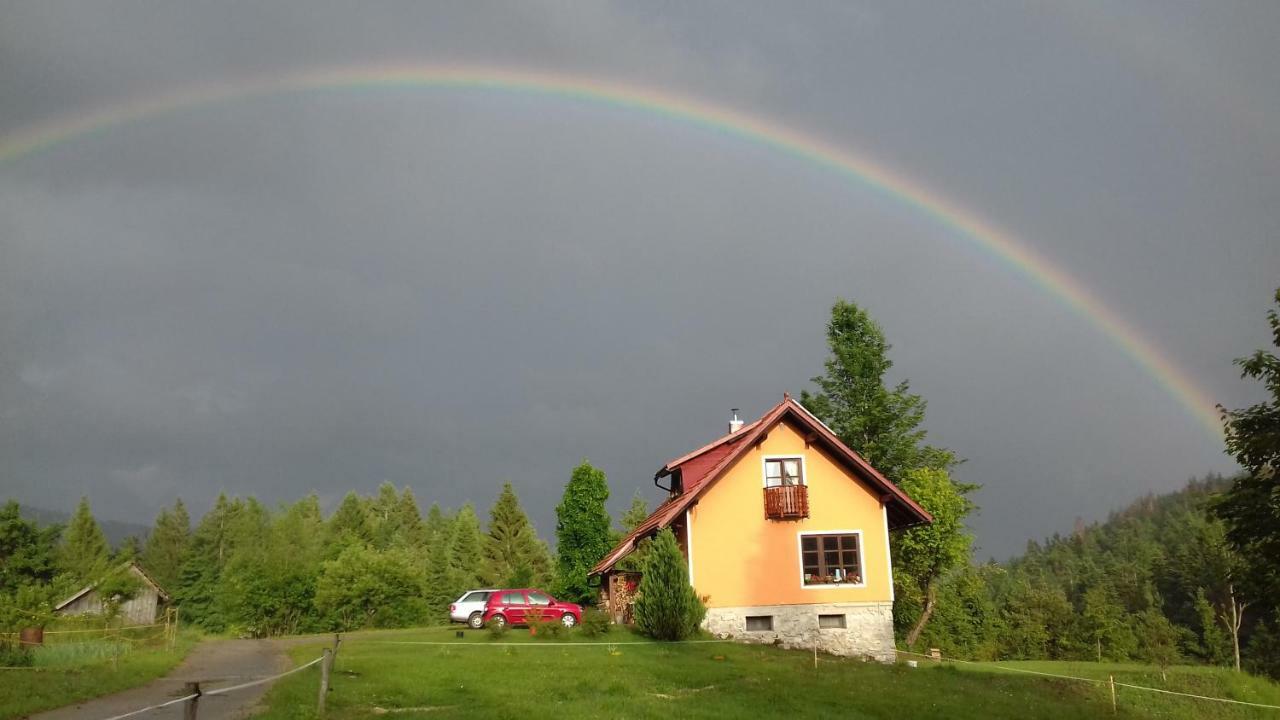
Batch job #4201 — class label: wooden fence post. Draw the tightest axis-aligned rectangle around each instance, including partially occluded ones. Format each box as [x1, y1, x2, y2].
[317, 648, 333, 716]
[1108, 674, 1117, 714]
[183, 681, 200, 720]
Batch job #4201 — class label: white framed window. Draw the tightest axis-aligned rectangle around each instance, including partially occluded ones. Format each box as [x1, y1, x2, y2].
[762, 455, 804, 487]
[797, 530, 865, 588]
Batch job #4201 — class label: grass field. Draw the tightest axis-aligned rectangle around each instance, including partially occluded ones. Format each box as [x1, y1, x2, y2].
[258, 627, 1280, 719]
[0, 630, 200, 719]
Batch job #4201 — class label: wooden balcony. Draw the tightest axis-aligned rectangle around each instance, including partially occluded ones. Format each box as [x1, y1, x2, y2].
[764, 484, 809, 520]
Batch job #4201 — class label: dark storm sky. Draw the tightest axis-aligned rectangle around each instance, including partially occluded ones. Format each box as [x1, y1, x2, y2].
[1, 2, 1276, 558]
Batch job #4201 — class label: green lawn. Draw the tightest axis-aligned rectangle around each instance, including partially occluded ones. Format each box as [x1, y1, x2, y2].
[257, 627, 1280, 719]
[0, 630, 201, 720]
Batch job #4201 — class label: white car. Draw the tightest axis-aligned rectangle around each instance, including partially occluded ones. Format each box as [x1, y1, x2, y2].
[449, 589, 498, 628]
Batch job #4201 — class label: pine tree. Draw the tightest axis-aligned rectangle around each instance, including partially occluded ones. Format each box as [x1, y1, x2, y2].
[424, 513, 459, 622]
[174, 494, 242, 630]
[327, 491, 373, 554]
[391, 487, 426, 548]
[483, 483, 553, 587]
[142, 499, 190, 589]
[59, 496, 111, 584]
[450, 504, 484, 591]
[633, 528, 705, 640]
[370, 482, 401, 549]
[801, 299, 954, 482]
[554, 460, 613, 604]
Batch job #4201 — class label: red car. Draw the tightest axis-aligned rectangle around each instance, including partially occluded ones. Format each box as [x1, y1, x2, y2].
[482, 589, 583, 629]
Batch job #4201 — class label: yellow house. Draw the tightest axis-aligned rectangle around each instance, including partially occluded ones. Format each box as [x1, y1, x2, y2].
[592, 394, 931, 660]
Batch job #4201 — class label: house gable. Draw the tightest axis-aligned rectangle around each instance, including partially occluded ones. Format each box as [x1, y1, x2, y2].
[591, 395, 930, 577]
[687, 416, 896, 607]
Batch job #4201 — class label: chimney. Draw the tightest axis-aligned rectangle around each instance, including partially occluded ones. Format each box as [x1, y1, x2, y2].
[728, 408, 744, 434]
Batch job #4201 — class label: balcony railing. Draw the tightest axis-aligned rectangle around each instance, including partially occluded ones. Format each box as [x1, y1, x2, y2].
[764, 484, 809, 520]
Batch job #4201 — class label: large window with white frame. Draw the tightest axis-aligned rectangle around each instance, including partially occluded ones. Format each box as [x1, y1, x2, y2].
[764, 457, 804, 487]
[800, 532, 863, 586]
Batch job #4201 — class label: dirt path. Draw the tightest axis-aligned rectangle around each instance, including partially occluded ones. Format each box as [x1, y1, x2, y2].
[31, 639, 289, 720]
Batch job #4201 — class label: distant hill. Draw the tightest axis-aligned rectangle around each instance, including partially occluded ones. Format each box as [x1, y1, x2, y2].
[18, 504, 151, 548]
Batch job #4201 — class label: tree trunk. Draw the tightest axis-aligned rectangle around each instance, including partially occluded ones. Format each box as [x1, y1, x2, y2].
[905, 581, 937, 648]
[1220, 583, 1249, 673]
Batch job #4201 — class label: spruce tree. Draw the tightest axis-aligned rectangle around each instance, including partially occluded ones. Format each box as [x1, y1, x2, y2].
[450, 504, 484, 591]
[142, 499, 190, 589]
[483, 483, 553, 587]
[174, 494, 242, 630]
[327, 491, 373, 553]
[424, 513, 458, 621]
[801, 299, 954, 482]
[370, 482, 401, 549]
[633, 528, 704, 640]
[391, 487, 427, 548]
[60, 496, 111, 584]
[554, 460, 613, 604]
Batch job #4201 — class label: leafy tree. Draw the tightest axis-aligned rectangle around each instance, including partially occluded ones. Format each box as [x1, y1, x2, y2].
[142, 499, 190, 589]
[801, 299, 954, 482]
[633, 528, 705, 641]
[894, 467, 976, 647]
[315, 545, 427, 630]
[483, 483, 553, 587]
[59, 496, 110, 584]
[1172, 516, 1250, 670]
[554, 460, 613, 604]
[1215, 287, 1280, 600]
[0, 502, 62, 628]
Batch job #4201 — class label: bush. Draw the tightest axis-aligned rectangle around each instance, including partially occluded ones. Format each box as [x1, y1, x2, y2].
[0, 640, 33, 667]
[633, 528, 706, 641]
[526, 614, 555, 638]
[487, 621, 509, 640]
[579, 608, 611, 638]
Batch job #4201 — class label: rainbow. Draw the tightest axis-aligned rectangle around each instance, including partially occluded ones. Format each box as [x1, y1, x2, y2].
[0, 63, 1224, 439]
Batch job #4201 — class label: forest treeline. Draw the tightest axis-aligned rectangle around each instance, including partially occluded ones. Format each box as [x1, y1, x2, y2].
[0, 464, 651, 637]
[896, 475, 1279, 677]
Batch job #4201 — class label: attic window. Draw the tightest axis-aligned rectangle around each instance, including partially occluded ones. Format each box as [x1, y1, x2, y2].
[764, 457, 804, 487]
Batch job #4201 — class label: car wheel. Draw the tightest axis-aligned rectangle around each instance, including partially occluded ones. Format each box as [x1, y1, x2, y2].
[561, 613, 577, 628]
[468, 612, 484, 629]
[491, 613, 507, 629]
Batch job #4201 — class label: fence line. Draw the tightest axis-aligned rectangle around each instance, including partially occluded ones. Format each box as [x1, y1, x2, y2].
[895, 650, 1280, 711]
[88, 650, 331, 720]
[201, 655, 325, 697]
[99, 692, 199, 720]
[368, 639, 734, 647]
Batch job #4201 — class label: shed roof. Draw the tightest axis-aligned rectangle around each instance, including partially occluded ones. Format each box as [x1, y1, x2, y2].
[55, 561, 171, 611]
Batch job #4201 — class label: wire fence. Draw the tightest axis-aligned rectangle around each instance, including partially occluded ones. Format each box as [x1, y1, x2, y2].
[895, 649, 1280, 711]
[95, 648, 332, 720]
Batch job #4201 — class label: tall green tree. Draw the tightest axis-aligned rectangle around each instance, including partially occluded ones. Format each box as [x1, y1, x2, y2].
[482, 483, 553, 587]
[1215, 287, 1280, 601]
[450, 504, 485, 592]
[895, 467, 977, 647]
[326, 491, 373, 554]
[554, 460, 613, 604]
[59, 496, 111, 584]
[0, 501, 62, 627]
[801, 299, 954, 481]
[142, 499, 190, 589]
[633, 528, 704, 641]
[174, 493, 243, 630]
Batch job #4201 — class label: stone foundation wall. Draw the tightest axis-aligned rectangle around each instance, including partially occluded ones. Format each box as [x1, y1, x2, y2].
[702, 602, 895, 662]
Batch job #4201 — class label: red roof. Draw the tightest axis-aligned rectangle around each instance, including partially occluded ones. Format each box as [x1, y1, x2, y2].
[591, 395, 933, 575]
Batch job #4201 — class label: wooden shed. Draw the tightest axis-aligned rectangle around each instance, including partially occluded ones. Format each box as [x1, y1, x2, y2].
[54, 561, 170, 626]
